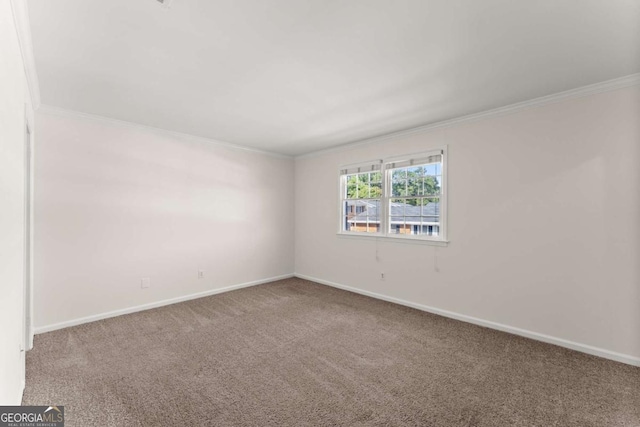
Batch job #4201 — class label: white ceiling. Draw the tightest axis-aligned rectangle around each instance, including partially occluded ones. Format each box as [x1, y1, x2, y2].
[29, 0, 640, 155]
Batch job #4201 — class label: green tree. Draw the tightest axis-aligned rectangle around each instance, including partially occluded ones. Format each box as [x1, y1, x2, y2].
[347, 172, 382, 199]
[346, 168, 440, 206]
[391, 167, 440, 205]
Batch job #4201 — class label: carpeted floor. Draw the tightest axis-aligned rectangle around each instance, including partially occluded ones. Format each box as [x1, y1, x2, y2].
[23, 278, 640, 426]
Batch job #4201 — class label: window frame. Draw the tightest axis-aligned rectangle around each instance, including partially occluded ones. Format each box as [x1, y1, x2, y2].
[338, 159, 384, 237]
[338, 147, 448, 245]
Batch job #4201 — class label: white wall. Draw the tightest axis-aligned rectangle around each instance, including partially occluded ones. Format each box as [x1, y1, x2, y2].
[0, 1, 29, 405]
[295, 86, 640, 363]
[34, 112, 294, 330]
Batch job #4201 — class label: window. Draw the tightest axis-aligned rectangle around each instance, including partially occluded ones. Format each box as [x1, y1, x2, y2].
[340, 161, 382, 234]
[339, 149, 446, 243]
[387, 152, 443, 239]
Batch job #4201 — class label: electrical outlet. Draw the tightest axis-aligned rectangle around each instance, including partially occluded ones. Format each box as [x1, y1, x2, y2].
[141, 277, 151, 289]
[198, 270, 204, 279]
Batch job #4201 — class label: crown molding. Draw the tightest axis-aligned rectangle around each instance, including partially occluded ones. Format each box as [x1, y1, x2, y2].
[10, 0, 41, 110]
[296, 73, 640, 159]
[37, 104, 292, 159]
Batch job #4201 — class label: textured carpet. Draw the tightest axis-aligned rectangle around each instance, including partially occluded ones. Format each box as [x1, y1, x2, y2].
[23, 278, 640, 426]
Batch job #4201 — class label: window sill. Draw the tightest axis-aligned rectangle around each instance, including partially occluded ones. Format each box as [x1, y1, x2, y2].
[336, 232, 449, 246]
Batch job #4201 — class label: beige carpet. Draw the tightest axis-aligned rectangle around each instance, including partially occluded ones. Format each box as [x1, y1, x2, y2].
[23, 278, 640, 426]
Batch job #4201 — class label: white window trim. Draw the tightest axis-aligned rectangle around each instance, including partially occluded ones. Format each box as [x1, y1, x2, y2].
[337, 147, 448, 246]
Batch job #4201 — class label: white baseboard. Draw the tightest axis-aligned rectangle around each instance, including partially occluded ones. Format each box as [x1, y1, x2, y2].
[34, 274, 294, 334]
[294, 273, 640, 368]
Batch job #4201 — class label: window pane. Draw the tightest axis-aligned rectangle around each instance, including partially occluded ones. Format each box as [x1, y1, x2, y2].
[407, 166, 423, 177]
[390, 199, 415, 234]
[391, 167, 407, 197]
[423, 175, 440, 195]
[424, 163, 437, 176]
[366, 199, 380, 232]
[369, 181, 382, 198]
[346, 172, 384, 200]
[406, 175, 422, 197]
[359, 173, 370, 199]
[405, 197, 421, 235]
[422, 198, 440, 224]
[391, 179, 406, 196]
[389, 199, 402, 233]
[390, 198, 405, 216]
[366, 215, 380, 233]
[344, 199, 380, 233]
[345, 175, 357, 199]
[392, 168, 407, 181]
[390, 163, 441, 198]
